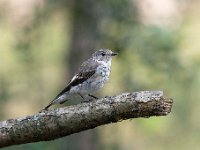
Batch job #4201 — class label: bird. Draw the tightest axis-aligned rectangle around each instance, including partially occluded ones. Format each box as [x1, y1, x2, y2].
[41, 49, 118, 111]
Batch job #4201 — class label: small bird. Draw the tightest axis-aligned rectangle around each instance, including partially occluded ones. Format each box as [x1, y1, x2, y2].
[42, 49, 118, 111]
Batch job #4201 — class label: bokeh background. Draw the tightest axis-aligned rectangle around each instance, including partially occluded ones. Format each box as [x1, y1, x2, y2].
[0, 0, 200, 149]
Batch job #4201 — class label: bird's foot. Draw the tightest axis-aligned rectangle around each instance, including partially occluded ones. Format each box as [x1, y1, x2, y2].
[81, 98, 93, 103]
[88, 94, 99, 99]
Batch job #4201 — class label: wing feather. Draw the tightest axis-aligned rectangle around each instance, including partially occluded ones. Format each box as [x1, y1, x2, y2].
[54, 59, 98, 99]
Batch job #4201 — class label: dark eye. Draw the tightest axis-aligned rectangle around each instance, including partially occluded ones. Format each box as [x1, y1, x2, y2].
[101, 52, 105, 56]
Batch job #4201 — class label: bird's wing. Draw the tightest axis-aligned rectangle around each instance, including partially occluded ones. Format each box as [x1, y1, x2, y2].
[54, 59, 98, 99]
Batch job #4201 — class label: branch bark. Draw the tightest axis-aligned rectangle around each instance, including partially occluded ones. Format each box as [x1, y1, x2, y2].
[0, 91, 173, 148]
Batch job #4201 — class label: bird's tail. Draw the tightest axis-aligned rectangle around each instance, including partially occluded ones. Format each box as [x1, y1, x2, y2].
[40, 94, 70, 112]
[39, 100, 54, 112]
[43, 101, 53, 111]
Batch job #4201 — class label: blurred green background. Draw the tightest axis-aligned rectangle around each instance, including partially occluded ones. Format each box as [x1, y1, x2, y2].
[0, 0, 200, 149]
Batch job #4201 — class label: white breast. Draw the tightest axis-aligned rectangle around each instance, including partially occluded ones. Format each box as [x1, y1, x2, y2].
[70, 60, 112, 95]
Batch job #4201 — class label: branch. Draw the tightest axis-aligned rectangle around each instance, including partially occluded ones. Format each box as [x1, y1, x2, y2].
[0, 91, 173, 148]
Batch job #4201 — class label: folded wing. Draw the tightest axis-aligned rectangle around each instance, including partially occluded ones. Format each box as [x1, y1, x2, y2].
[54, 59, 98, 99]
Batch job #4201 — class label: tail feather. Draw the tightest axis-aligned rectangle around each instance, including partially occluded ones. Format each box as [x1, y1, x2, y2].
[40, 94, 70, 112]
[39, 101, 53, 112]
[59, 100, 67, 104]
[43, 102, 53, 110]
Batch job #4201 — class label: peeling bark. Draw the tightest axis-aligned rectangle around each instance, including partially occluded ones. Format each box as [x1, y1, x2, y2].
[0, 91, 173, 148]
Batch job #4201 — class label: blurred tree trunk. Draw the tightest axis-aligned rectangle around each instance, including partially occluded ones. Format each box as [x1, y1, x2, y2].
[68, 0, 100, 74]
[67, 0, 101, 149]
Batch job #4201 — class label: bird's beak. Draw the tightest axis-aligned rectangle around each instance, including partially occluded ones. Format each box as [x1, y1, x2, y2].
[111, 52, 118, 56]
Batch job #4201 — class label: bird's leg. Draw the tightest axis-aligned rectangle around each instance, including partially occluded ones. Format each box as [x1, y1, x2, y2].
[88, 94, 98, 99]
[79, 94, 85, 100]
[79, 94, 94, 103]
[78, 94, 89, 103]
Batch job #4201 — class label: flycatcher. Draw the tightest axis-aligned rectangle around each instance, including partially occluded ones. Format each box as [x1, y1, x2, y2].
[42, 49, 117, 111]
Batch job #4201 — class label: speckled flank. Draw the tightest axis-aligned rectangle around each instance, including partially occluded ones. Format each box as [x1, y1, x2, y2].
[70, 62, 111, 94]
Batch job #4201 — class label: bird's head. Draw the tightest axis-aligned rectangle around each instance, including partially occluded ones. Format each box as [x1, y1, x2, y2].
[92, 49, 118, 62]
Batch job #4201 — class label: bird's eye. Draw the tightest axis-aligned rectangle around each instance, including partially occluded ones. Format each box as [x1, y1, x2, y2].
[101, 52, 105, 56]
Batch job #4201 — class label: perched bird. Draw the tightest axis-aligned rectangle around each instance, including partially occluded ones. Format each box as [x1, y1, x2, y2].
[42, 49, 118, 111]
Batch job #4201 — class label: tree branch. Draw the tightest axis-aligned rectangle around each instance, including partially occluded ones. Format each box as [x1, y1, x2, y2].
[0, 91, 173, 148]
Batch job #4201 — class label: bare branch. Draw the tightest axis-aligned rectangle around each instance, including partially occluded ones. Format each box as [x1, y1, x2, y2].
[0, 91, 173, 148]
